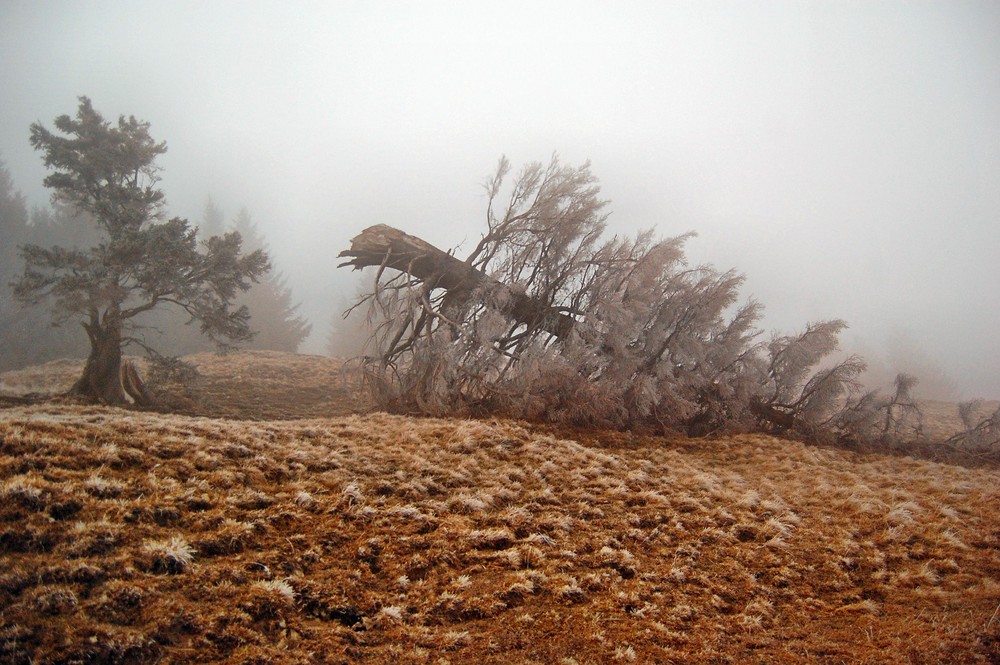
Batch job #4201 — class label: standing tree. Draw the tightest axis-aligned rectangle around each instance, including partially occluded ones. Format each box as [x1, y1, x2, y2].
[13, 97, 269, 404]
[231, 208, 312, 352]
[1, 164, 98, 370]
[326, 275, 373, 359]
[200, 197, 226, 239]
[136, 201, 312, 357]
[0, 157, 28, 280]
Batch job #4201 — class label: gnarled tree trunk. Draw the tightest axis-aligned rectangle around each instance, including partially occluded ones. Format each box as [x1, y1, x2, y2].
[71, 310, 127, 405]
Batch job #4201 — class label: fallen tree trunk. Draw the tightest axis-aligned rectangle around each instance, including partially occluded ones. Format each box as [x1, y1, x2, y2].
[338, 224, 577, 339]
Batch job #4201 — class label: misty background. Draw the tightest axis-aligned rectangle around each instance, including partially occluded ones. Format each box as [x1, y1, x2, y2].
[0, 1, 997, 399]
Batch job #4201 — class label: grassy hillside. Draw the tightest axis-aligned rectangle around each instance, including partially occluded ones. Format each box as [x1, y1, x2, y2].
[0, 351, 368, 419]
[1, 353, 998, 663]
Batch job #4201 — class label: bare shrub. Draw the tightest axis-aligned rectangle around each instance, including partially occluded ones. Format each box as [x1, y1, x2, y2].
[947, 400, 1000, 451]
[144, 352, 202, 410]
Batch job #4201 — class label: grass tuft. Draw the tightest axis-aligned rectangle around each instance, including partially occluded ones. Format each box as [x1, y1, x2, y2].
[141, 535, 194, 574]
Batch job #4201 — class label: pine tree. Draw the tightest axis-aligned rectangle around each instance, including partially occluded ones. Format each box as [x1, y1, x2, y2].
[0, 158, 32, 370]
[231, 208, 311, 352]
[0, 160, 89, 370]
[200, 197, 225, 239]
[326, 277, 371, 359]
[13, 97, 269, 403]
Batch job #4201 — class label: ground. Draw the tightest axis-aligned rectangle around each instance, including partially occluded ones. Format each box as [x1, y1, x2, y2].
[0, 352, 998, 664]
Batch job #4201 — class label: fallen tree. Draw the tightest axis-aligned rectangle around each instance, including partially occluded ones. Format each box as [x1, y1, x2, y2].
[338, 155, 877, 436]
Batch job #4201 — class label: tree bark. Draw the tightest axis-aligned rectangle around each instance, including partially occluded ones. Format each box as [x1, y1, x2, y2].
[338, 224, 577, 339]
[71, 311, 127, 405]
[121, 360, 153, 407]
[749, 398, 796, 431]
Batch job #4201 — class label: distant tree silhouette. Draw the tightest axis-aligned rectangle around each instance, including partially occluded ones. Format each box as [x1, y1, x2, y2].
[0, 160, 88, 370]
[231, 209, 311, 352]
[0, 158, 32, 369]
[326, 278, 372, 359]
[0, 157, 28, 280]
[132, 203, 312, 357]
[200, 197, 226, 239]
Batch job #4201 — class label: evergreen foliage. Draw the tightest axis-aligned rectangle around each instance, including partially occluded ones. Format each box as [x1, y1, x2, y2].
[230, 208, 311, 353]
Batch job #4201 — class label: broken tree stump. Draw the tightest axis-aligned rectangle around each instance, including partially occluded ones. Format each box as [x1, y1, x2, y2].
[338, 224, 577, 339]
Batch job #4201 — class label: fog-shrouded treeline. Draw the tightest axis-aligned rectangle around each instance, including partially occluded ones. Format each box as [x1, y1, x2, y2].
[325, 275, 372, 361]
[1, 161, 88, 369]
[190, 201, 312, 355]
[0, 156, 311, 374]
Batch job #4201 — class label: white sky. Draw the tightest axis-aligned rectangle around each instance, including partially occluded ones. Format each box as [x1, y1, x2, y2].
[1, 0, 998, 398]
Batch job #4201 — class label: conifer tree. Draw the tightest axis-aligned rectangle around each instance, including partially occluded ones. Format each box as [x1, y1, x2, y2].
[343, 155, 869, 435]
[13, 97, 269, 403]
[231, 208, 311, 352]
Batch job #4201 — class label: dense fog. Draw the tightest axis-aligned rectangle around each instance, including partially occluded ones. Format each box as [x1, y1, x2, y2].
[1, 1, 997, 399]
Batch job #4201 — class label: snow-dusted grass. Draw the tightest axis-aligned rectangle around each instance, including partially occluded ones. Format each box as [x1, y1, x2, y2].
[0, 400, 997, 663]
[0, 350, 367, 418]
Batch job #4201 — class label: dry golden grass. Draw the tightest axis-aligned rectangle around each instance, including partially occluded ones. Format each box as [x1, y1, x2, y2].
[175, 350, 369, 419]
[1, 352, 999, 663]
[0, 350, 368, 419]
[920, 399, 1000, 442]
[0, 358, 82, 396]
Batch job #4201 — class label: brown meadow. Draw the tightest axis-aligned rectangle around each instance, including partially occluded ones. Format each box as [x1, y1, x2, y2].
[1, 352, 998, 663]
